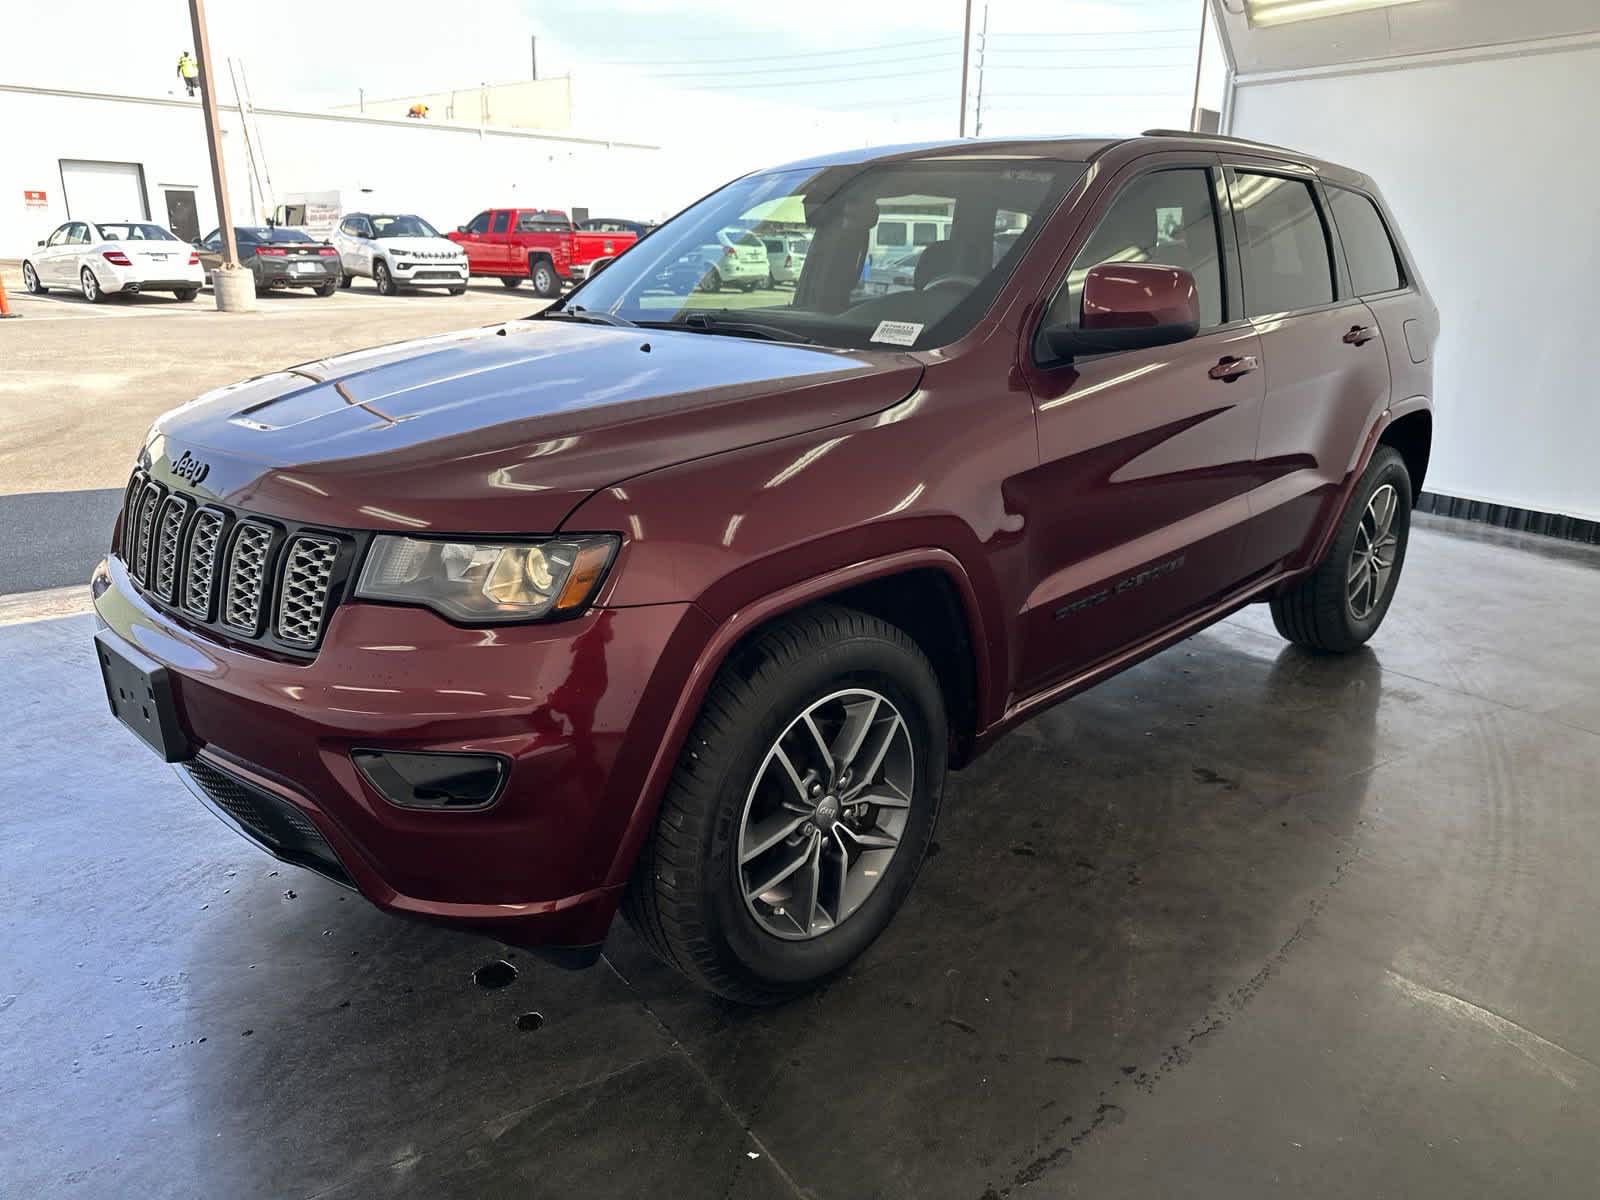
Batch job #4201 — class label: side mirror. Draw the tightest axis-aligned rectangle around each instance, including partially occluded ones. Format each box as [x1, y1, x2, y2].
[36, 239, 45, 247]
[456, 225, 467, 233]
[1043, 263, 1201, 359]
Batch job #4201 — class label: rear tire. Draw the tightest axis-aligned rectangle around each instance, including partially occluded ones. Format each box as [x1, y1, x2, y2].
[698, 268, 721, 293]
[1269, 446, 1412, 653]
[80, 267, 106, 303]
[173, 287, 198, 302]
[623, 604, 947, 1005]
[500, 276, 523, 289]
[529, 258, 559, 298]
[22, 261, 46, 294]
[314, 281, 337, 297]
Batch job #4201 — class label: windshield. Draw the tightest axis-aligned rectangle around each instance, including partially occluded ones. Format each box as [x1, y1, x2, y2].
[560, 159, 1085, 351]
[96, 223, 179, 242]
[370, 214, 440, 239]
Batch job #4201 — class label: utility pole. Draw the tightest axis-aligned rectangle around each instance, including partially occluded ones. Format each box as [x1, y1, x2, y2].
[958, 0, 972, 137]
[186, 0, 252, 309]
[1188, 0, 1207, 130]
[973, 3, 989, 137]
[531, 36, 538, 81]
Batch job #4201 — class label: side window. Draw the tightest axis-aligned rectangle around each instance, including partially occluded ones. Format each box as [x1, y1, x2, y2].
[202, 229, 221, 249]
[876, 221, 907, 248]
[1328, 186, 1402, 295]
[490, 211, 510, 234]
[68, 223, 92, 245]
[47, 225, 71, 247]
[912, 222, 940, 246]
[1232, 173, 1335, 317]
[339, 218, 358, 236]
[464, 211, 491, 235]
[1047, 167, 1224, 331]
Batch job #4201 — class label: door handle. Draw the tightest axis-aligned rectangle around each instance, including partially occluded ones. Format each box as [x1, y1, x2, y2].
[1343, 324, 1378, 346]
[1208, 354, 1259, 381]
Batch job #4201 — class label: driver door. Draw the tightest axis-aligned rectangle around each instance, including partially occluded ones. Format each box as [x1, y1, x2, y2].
[195, 230, 224, 274]
[1015, 157, 1266, 696]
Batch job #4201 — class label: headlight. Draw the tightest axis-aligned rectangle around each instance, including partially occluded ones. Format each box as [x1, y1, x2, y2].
[355, 534, 619, 622]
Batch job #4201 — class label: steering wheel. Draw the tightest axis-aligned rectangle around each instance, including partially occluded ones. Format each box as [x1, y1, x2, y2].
[922, 273, 981, 291]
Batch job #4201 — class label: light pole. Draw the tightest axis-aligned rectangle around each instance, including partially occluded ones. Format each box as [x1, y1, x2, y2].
[186, 0, 254, 310]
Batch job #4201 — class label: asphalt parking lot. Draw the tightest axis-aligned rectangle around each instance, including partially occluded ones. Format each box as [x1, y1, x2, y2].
[6, 264, 1600, 1198]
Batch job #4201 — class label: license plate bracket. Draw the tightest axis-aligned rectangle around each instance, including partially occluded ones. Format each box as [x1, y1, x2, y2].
[95, 630, 192, 762]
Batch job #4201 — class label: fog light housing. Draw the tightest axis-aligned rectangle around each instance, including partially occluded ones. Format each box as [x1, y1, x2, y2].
[352, 749, 509, 811]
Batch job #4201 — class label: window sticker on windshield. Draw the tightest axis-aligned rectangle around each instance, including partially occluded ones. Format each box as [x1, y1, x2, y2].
[871, 320, 924, 346]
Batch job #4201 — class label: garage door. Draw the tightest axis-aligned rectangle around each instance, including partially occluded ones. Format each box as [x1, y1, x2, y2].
[60, 159, 149, 221]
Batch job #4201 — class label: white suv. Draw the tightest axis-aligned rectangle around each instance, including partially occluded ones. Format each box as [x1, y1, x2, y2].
[331, 213, 468, 296]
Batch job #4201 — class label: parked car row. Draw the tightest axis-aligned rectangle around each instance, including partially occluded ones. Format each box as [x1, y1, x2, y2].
[20, 206, 657, 304]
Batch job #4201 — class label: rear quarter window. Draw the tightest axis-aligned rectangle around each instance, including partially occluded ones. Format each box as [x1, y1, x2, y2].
[1328, 186, 1403, 295]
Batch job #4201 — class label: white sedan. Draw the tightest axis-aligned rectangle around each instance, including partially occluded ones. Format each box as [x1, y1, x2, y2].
[22, 220, 207, 303]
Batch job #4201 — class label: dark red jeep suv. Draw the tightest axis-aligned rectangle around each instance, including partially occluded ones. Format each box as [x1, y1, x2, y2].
[94, 131, 1435, 1002]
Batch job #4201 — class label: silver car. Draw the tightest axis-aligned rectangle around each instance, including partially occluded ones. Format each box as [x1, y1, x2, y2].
[761, 234, 810, 287]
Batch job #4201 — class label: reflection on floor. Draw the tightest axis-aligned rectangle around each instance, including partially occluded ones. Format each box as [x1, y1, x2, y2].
[4, 515, 1599, 1199]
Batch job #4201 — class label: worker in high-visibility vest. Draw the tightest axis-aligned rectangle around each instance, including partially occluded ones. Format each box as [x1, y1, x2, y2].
[407, 102, 429, 119]
[177, 50, 199, 97]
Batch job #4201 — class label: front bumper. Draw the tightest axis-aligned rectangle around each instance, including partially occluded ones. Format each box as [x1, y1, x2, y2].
[92, 555, 711, 952]
[387, 258, 468, 286]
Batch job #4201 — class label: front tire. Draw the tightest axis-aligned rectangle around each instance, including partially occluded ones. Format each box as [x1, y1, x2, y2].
[80, 267, 106, 303]
[374, 260, 397, 296]
[698, 268, 721, 293]
[623, 605, 947, 1004]
[22, 261, 46, 294]
[314, 281, 337, 297]
[500, 276, 523, 289]
[447, 285, 466, 296]
[339, 272, 352, 289]
[1270, 445, 1412, 653]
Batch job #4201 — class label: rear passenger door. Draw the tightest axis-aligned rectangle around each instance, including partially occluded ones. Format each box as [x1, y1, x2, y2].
[1018, 156, 1267, 694]
[1225, 163, 1391, 577]
[485, 210, 512, 274]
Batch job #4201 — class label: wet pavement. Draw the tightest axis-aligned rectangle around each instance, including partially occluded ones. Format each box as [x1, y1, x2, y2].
[4, 515, 1599, 1199]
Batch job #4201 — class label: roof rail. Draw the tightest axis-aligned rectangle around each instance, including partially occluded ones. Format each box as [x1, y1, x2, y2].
[1139, 128, 1298, 154]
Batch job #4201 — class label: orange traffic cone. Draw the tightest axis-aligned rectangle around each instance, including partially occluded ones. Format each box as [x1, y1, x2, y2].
[0, 269, 18, 318]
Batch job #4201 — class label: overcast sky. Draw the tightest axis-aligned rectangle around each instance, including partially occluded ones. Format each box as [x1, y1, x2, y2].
[5, 0, 1224, 143]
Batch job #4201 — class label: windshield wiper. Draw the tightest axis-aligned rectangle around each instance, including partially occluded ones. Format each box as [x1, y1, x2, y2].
[669, 312, 813, 344]
[541, 306, 637, 328]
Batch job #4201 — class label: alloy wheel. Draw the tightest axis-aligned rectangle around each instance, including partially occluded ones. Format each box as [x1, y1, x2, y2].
[81, 269, 98, 301]
[737, 688, 915, 941]
[1348, 483, 1400, 620]
[23, 262, 40, 293]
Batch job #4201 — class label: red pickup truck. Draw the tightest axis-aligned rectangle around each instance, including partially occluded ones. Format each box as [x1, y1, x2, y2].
[449, 208, 639, 297]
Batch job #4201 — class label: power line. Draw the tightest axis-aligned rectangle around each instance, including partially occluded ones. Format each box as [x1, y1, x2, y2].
[683, 67, 957, 92]
[985, 26, 1194, 37]
[630, 49, 960, 81]
[586, 35, 961, 68]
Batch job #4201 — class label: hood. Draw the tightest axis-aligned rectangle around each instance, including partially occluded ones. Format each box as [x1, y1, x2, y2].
[148, 320, 923, 533]
[378, 236, 462, 255]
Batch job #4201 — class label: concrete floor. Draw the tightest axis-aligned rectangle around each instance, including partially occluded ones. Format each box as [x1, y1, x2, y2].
[4, 515, 1598, 1198]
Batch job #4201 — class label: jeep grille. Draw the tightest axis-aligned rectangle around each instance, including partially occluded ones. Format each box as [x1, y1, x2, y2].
[115, 468, 351, 656]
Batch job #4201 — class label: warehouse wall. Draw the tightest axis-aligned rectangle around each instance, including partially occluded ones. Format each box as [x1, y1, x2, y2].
[1229, 34, 1600, 522]
[0, 85, 660, 258]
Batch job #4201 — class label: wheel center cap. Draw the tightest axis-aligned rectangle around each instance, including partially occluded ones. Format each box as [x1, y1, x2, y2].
[813, 795, 840, 829]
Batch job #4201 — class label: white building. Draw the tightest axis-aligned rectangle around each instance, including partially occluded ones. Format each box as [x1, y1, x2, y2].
[0, 82, 660, 256]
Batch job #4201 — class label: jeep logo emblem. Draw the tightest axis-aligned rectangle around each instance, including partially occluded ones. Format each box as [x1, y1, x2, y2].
[172, 450, 211, 486]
